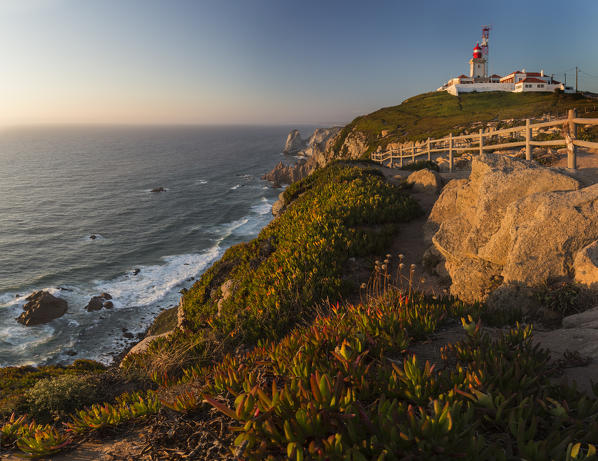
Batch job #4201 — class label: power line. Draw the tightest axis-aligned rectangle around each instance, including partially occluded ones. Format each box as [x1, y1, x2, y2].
[580, 70, 598, 79]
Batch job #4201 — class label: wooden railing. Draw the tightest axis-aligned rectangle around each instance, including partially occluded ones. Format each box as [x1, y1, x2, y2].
[371, 109, 598, 171]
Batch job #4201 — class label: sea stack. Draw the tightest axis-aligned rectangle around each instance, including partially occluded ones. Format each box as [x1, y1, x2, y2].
[282, 129, 306, 154]
[16, 291, 68, 326]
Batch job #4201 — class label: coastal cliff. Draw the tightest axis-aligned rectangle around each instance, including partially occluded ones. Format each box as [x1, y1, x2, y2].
[4, 91, 598, 459]
[265, 91, 598, 190]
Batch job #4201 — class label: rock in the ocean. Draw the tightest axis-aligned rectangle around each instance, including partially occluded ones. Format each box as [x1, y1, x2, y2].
[151, 187, 166, 193]
[425, 153, 598, 307]
[406, 169, 442, 193]
[85, 293, 114, 311]
[16, 291, 68, 326]
[85, 296, 105, 312]
[282, 129, 306, 154]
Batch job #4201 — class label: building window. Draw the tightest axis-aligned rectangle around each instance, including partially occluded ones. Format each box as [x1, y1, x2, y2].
[538, 84, 544, 88]
[525, 84, 531, 88]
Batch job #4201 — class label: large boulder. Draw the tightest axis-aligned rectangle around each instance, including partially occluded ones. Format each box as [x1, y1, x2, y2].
[282, 130, 306, 154]
[406, 169, 442, 193]
[16, 291, 68, 326]
[426, 153, 598, 305]
[574, 241, 598, 288]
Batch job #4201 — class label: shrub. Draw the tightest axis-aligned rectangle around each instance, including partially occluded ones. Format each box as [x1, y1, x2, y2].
[0, 361, 106, 417]
[18, 374, 100, 423]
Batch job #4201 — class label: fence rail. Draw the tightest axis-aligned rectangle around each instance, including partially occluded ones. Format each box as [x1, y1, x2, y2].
[371, 109, 598, 171]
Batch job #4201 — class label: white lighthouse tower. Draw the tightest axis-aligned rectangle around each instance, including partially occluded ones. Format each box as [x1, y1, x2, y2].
[469, 43, 487, 79]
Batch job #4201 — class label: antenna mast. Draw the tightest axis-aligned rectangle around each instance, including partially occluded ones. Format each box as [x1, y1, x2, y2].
[481, 25, 491, 78]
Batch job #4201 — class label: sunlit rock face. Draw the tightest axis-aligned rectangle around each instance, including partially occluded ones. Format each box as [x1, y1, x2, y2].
[282, 130, 306, 154]
[426, 153, 598, 309]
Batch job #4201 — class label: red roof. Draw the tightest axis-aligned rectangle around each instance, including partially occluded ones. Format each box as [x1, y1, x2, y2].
[457, 74, 470, 79]
[517, 77, 547, 83]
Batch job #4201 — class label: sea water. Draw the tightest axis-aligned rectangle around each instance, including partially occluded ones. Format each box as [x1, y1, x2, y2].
[0, 125, 312, 366]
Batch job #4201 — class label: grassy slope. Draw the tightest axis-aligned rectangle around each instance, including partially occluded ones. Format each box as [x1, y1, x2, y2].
[333, 91, 598, 157]
[123, 163, 422, 375]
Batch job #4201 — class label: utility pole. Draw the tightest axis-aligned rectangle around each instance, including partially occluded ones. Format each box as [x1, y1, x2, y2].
[564, 73, 567, 86]
[576, 66, 579, 92]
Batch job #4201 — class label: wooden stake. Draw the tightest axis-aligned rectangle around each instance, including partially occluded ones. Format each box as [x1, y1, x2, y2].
[448, 133, 453, 172]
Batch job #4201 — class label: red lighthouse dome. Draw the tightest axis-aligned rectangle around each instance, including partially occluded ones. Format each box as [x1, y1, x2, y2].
[473, 43, 482, 59]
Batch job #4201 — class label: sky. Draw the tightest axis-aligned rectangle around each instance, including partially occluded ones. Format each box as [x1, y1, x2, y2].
[1, 0, 597, 126]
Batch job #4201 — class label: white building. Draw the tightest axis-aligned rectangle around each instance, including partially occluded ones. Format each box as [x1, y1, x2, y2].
[438, 43, 575, 96]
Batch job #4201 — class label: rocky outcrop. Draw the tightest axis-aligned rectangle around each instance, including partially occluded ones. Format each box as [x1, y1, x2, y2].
[125, 331, 174, 356]
[16, 291, 68, 326]
[301, 127, 342, 158]
[282, 130, 306, 154]
[336, 131, 369, 159]
[562, 306, 598, 329]
[406, 169, 442, 193]
[574, 241, 598, 288]
[272, 191, 286, 217]
[262, 160, 312, 187]
[425, 154, 598, 307]
[85, 293, 113, 312]
[217, 279, 236, 316]
[265, 127, 343, 188]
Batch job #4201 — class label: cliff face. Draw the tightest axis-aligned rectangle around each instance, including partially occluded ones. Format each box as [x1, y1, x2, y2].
[263, 127, 341, 187]
[282, 129, 306, 154]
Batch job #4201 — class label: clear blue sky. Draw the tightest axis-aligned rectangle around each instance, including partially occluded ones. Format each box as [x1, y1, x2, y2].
[1, 0, 596, 126]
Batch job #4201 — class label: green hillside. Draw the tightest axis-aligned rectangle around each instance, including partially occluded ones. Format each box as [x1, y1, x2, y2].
[334, 91, 598, 157]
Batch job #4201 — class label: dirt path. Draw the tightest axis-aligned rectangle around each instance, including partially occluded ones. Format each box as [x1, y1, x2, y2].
[373, 165, 470, 297]
[553, 148, 598, 185]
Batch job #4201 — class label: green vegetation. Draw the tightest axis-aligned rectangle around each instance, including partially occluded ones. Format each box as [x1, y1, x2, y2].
[332, 91, 598, 157]
[0, 360, 105, 417]
[4, 267, 598, 458]
[123, 163, 422, 377]
[4, 104, 598, 456]
[201, 291, 598, 460]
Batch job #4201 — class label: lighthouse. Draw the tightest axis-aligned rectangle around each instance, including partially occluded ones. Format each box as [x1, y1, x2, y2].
[469, 43, 487, 79]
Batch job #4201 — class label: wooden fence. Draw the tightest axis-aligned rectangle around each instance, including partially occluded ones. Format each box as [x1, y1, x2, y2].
[371, 109, 598, 171]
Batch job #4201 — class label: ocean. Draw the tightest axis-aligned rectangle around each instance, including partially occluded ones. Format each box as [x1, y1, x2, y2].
[0, 125, 310, 367]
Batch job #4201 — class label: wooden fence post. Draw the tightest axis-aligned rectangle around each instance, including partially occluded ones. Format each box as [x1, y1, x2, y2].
[448, 133, 453, 172]
[400, 146, 403, 168]
[412, 143, 415, 164]
[427, 138, 431, 161]
[567, 109, 577, 170]
[479, 129, 484, 156]
[525, 119, 532, 161]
